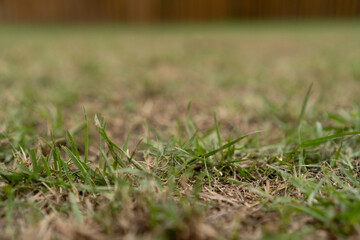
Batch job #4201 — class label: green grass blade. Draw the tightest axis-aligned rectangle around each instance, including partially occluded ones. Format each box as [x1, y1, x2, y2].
[296, 83, 313, 131]
[61, 146, 87, 178]
[298, 131, 360, 149]
[53, 147, 63, 181]
[29, 148, 39, 173]
[66, 131, 80, 159]
[214, 113, 222, 148]
[84, 108, 89, 163]
[41, 155, 51, 176]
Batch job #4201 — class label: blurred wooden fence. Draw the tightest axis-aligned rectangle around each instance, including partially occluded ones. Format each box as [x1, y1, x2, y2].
[0, 0, 359, 22]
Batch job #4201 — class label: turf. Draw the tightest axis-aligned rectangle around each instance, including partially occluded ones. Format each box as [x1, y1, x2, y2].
[1, 21, 360, 239]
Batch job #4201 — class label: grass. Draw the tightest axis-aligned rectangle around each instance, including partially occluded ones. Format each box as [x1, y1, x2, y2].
[1, 21, 360, 239]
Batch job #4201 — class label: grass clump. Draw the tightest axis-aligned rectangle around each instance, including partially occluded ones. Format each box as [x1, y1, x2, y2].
[1, 22, 360, 239]
[1, 105, 360, 239]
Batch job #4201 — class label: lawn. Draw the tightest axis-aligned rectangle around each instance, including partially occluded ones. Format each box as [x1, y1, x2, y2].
[1, 21, 360, 240]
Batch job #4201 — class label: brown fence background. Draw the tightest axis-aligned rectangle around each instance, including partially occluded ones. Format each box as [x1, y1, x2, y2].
[0, 0, 359, 22]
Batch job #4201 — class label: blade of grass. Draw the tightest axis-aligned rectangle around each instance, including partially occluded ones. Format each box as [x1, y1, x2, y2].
[61, 146, 87, 178]
[214, 113, 224, 160]
[296, 83, 313, 131]
[297, 131, 360, 149]
[84, 108, 89, 163]
[53, 147, 63, 181]
[66, 131, 80, 159]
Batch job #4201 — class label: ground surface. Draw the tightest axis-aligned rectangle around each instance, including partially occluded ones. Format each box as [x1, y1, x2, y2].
[1, 21, 360, 239]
